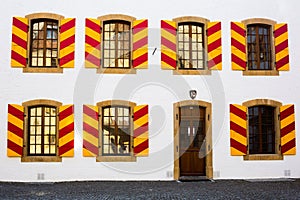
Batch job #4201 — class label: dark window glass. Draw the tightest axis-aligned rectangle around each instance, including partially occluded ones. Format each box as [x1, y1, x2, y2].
[247, 24, 272, 70]
[178, 23, 205, 69]
[102, 106, 131, 155]
[248, 106, 275, 154]
[102, 21, 131, 68]
[28, 106, 57, 156]
[30, 19, 58, 68]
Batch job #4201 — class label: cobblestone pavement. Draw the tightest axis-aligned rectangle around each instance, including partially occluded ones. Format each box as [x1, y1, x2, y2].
[0, 179, 300, 199]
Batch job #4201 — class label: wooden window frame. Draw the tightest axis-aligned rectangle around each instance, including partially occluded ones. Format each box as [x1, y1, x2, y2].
[24, 13, 64, 73]
[242, 99, 283, 160]
[172, 16, 211, 75]
[21, 99, 62, 162]
[96, 100, 136, 162]
[242, 18, 278, 76]
[248, 105, 275, 154]
[97, 14, 137, 74]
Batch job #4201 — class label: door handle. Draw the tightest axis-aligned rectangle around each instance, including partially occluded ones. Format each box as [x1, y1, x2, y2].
[188, 127, 190, 136]
[193, 127, 195, 137]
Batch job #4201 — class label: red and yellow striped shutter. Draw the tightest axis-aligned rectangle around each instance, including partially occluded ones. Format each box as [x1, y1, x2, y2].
[230, 104, 247, 156]
[161, 20, 177, 70]
[207, 21, 222, 70]
[231, 22, 247, 70]
[83, 105, 99, 157]
[59, 18, 76, 68]
[133, 19, 148, 69]
[280, 104, 296, 155]
[274, 23, 289, 71]
[7, 104, 24, 157]
[11, 17, 28, 68]
[134, 105, 149, 157]
[59, 105, 74, 157]
[85, 18, 101, 68]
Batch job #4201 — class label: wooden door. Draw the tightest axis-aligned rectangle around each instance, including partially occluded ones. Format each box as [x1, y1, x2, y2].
[179, 106, 206, 176]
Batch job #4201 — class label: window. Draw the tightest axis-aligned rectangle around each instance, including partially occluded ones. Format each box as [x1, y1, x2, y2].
[28, 106, 57, 156]
[82, 101, 149, 162]
[230, 99, 296, 160]
[103, 21, 131, 69]
[7, 100, 74, 162]
[85, 14, 148, 74]
[11, 13, 76, 73]
[102, 105, 131, 155]
[248, 106, 275, 154]
[30, 19, 58, 68]
[231, 18, 290, 75]
[178, 23, 205, 70]
[247, 25, 272, 70]
[161, 16, 222, 75]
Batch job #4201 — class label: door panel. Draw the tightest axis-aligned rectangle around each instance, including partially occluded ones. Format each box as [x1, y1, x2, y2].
[179, 106, 206, 176]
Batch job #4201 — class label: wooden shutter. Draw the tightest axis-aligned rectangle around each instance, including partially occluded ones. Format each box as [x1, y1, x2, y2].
[83, 105, 99, 157]
[207, 21, 222, 70]
[231, 22, 246, 70]
[85, 18, 101, 68]
[132, 19, 148, 69]
[280, 104, 296, 155]
[59, 18, 76, 68]
[7, 104, 24, 157]
[11, 17, 28, 68]
[230, 104, 247, 156]
[274, 23, 289, 71]
[58, 105, 74, 157]
[161, 20, 177, 70]
[134, 105, 149, 157]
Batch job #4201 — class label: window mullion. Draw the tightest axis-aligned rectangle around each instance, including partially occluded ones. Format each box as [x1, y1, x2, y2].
[115, 23, 119, 68]
[189, 24, 192, 69]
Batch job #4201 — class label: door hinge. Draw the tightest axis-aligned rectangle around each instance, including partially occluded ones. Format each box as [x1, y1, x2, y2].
[208, 114, 210, 121]
[176, 114, 178, 120]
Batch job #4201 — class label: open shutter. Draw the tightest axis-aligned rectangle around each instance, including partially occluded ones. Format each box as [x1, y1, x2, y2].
[230, 104, 247, 156]
[274, 23, 289, 71]
[161, 20, 177, 70]
[231, 22, 246, 70]
[132, 19, 148, 69]
[11, 17, 28, 68]
[85, 18, 101, 68]
[59, 105, 74, 157]
[134, 105, 149, 157]
[207, 21, 222, 70]
[280, 104, 296, 155]
[83, 105, 99, 157]
[59, 18, 76, 68]
[7, 104, 24, 157]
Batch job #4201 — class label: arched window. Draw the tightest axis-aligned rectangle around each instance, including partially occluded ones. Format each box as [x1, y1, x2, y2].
[230, 99, 296, 160]
[177, 22, 205, 70]
[102, 105, 131, 155]
[103, 20, 131, 69]
[7, 99, 74, 162]
[161, 16, 222, 75]
[30, 19, 59, 68]
[28, 105, 58, 155]
[247, 24, 272, 70]
[82, 100, 149, 162]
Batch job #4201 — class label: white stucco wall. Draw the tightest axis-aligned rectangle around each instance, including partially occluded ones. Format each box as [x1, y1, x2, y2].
[0, 0, 300, 181]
